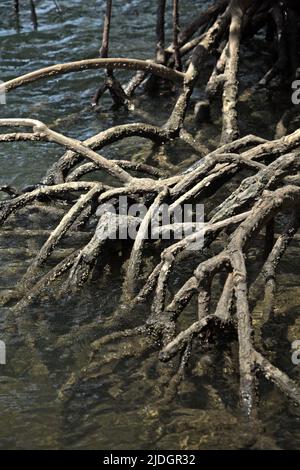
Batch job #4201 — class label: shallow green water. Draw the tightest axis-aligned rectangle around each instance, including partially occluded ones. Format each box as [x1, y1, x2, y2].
[0, 0, 300, 450]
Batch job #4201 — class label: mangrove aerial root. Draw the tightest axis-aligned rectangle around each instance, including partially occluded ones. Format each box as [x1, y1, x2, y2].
[1, 0, 300, 415]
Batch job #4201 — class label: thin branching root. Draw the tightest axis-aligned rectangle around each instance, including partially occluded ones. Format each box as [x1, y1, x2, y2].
[1, 0, 300, 416]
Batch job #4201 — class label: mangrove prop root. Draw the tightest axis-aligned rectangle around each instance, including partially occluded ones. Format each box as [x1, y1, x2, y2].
[1, 0, 300, 415]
